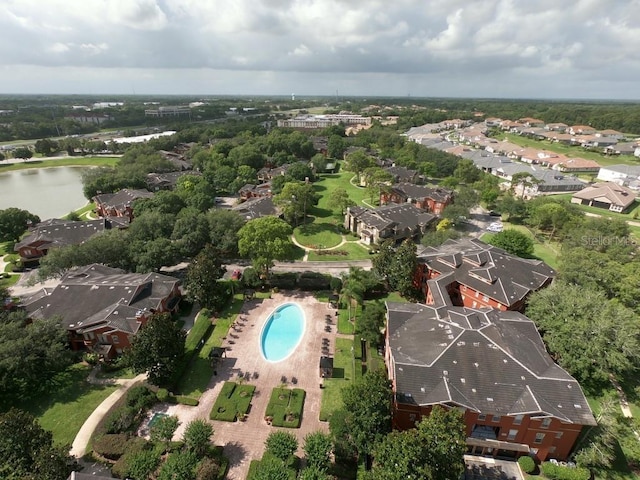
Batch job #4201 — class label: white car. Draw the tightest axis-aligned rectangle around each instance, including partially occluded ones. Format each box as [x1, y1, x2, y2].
[486, 222, 503, 232]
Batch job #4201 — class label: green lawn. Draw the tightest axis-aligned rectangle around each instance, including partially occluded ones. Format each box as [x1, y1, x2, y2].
[307, 242, 372, 261]
[23, 363, 118, 446]
[177, 298, 243, 398]
[480, 223, 560, 270]
[0, 156, 120, 172]
[209, 381, 256, 422]
[337, 306, 358, 334]
[498, 133, 640, 167]
[0, 274, 20, 288]
[319, 337, 360, 421]
[62, 202, 96, 220]
[264, 388, 306, 428]
[0, 241, 13, 255]
[294, 222, 343, 249]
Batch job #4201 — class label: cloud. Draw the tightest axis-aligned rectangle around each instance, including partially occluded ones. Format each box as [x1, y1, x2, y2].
[0, 0, 639, 98]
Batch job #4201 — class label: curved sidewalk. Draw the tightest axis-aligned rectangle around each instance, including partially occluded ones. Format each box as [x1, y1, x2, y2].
[70, 372, 147, 458]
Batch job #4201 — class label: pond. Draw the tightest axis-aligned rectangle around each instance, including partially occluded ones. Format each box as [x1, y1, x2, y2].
[0, 166, 88, 219]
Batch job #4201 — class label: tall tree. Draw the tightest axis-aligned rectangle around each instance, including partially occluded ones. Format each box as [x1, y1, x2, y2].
[487, 229, 534, 257]
[206, 209, 246, 257]
[125, 313, 186, 387]
[273, 181, 318, 226]
[0, 408, 72, 480]
[183, 419, 214, 457]
[303, 431, 333, 472]
[327, 187, 355, 214]
[340, 369, 392, 461]
[237, 216, 293, 277]
[12, 146, 33, 161]
[265, 431, 298, 463]
[185, 244, 227, 311]
[0, 208, 40, 243]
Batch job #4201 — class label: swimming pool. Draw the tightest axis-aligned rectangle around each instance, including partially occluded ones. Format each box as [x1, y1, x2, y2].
[260, 303, 305, 362]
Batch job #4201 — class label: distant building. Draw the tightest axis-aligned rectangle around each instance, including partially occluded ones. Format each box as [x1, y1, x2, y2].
[571, 182, 636, 213]
[144, 106, 191, 117]
[277, 113, 371, 129]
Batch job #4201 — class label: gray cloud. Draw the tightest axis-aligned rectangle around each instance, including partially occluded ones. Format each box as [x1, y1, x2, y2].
[0, 0, 639, 98]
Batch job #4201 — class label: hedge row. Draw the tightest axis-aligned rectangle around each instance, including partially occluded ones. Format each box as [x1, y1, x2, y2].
[156, 388, 199, 406]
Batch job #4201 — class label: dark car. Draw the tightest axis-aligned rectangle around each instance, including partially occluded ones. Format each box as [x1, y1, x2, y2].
[488, 210, 501, 217]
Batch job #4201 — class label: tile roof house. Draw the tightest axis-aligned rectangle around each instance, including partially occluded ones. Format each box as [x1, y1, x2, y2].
[14, 218, 127, 262]
[344, 204, 435, 245]
[93, 189, 154, 221]
[380, 182, 454, 215]
[571, 182, 636, 213]
[385, 301, 596, 462]
[415, 238, 555, 312]
[21, 264, 181, 359]
[567, 125, 596, 135]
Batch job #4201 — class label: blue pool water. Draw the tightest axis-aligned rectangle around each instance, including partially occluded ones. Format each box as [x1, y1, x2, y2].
[260, 303, 305, 362]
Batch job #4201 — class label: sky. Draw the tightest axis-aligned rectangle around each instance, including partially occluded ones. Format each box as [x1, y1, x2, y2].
[1, 0, 639, 100]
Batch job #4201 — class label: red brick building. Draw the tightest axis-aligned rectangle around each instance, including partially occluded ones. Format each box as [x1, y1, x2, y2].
[415, 238, 555, 311]
[93, 189, 154, 221]
[380, 182, 454, 215]
[22, 264, 181, 359]
[385, 302, 596, 461]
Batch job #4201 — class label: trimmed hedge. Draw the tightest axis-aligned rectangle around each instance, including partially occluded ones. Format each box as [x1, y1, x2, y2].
[265, 388, 306, 428]
[93, 433, 129, 460]
[209, 382, 255, 422]
[540, 462, 590, 480]
[518, 456, 536, 474]
[111, 437, 153, 478]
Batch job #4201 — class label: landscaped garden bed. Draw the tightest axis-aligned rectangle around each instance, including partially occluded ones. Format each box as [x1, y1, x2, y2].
[209, 381, 255, 422]
[264, 387, 306, 428]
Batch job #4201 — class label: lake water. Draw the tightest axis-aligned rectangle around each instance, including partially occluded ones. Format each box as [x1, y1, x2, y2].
[0, 166, 88, 220]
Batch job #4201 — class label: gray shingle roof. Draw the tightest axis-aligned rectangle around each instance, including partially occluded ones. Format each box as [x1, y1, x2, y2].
[390, 182, 454, 203]
[15, 219, 109, 251]
[387, 302, 596, 426]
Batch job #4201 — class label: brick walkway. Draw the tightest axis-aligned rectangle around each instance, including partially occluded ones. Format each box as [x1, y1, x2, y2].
[169, 292, 334, 480]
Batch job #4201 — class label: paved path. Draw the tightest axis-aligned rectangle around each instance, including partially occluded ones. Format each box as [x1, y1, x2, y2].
[70, 371, 147, 458]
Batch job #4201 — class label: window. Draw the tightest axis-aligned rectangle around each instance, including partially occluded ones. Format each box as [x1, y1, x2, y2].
[98, 334, 107, 343]
[534, 433, 545, 444]
[477, 414, 486, 421]
[549, 446, 556, 454]
[492, 415, 501, 423]
[541, 418, 552, 429]
[513, 414, 524, 425]
[507, 429, 518, 440]
[483, 296, 489, 302]
[555, 432, 563, 439]
[112, 335, 120, 344]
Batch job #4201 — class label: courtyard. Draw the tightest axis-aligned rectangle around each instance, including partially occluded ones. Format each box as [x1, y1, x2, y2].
[164, 291, 336, 480]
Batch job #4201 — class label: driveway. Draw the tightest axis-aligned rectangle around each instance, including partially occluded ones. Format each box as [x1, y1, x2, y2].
[464, 455, 524, 480]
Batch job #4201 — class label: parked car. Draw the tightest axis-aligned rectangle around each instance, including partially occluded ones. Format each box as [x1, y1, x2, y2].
[486, 222, 503, 233]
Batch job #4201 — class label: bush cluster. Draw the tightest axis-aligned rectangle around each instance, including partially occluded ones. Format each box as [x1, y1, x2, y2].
[518, 455, 536, 474]
[93, 433, 130, 460]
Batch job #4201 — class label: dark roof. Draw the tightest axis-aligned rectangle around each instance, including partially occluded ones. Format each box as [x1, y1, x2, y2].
[232, 196, 278, 220]
[146, 170, 201, 189]
[353, 203, 435, 233]
[385, 165, 418, 181]
[386, 302, 596, 426]
[22, 264, 180, 333]
[418, 238, 555, 307]
[391, 182, 454, 203]
[320, 356, 334, 368]
[93, 189, 154, 210]
[16, 219, 110, 251]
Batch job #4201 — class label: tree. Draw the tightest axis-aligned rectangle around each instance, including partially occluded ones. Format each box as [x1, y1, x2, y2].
[497, 194, 527, 222]
[327, 187, 355, 214]
[265, 431, 298, 462]
[526, 282, 640, 388]
[510, 172, 540, 198]
[150, 415, 180, 448]
[125, 313, 186, 387]
[362, 167, 393, 203]
[157, 451, 198, 480]
[527, 201, 573, 239]
[392, 240, 419, 298]
[345, 150, 373, 177]
[183, 419, 214, 457]
[274, 181, 318, 226]
[327, 134, 346, 158]
[357, 301, 386, 347]
[0, 408, 72, 480]
[207, 209, 246, 257]
[311, 153, 328, 173]
[34, 138, 59, 156]
[454, 159, 481, 184]
[251, 456, 290, 480]
[298, 467, 333, 480]
[12, 146, 33, 161]
[0, 208, 40, 242]
[340, 369, 392, 460]
[303, 431, 333, 472]
[185, 245, 227, 310]
[237, 216, 293, 277]
[370, 406, 466, 480]
[487, 229, 534, 257]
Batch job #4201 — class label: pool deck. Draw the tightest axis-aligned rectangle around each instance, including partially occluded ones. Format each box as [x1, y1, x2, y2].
[165, 291, 337, 480]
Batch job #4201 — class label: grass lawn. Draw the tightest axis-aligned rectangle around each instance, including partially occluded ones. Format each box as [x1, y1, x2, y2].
[0, 156, 120, 172]
[319, 337, 360, 421]
[498, 133, 640, 168]
[209, 381, 256, 422]
[337, 306, 358, 335]
[307, 242, 372, 261]
[480, 223, 561, 269]
[22, 363, 118, 446]
[0, 241, 13, 255]
[294, 222, 343, 249]
[0, 273, 20, 288]
[264, 387, 306, 428]
[177, 298, 243, 398]
[62, 202, 96, 220]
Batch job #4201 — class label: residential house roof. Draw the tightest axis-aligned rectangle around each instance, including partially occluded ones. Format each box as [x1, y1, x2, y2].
[232, 196, 279, 220]
[384, 165, 418, 182]
[353, 203, 435, 235]
[390, 182, 454, 204]
[146, 171, 201, 190]
[22, 264, 180, 332]
[598, 164, 640, 177]
[386, 302, 596, 425]
[93, 189, 154, 211]
[572, 182, 636, 209]
[417, 238, 555, 308]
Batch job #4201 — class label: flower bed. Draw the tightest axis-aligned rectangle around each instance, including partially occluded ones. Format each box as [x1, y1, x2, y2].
[264, 388, 306, 428]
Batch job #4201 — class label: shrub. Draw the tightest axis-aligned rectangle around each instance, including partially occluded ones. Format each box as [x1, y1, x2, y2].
[175, 395, 199, 406]
[83, 352, 99, 365]
[518, 455, 536, 474]
[540, 462, 590, 480]
[93, 433, 129, 460]
[110, 437, 151, 478]
[156, 388, 170, 402]
[126, 385, 157, 411]
[265, 431, 298, 462]
[196, 457, 222, 480]
[105, 406, 138, 434]
[329, 276, 342, 292]
[298, 272, 332, 290]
